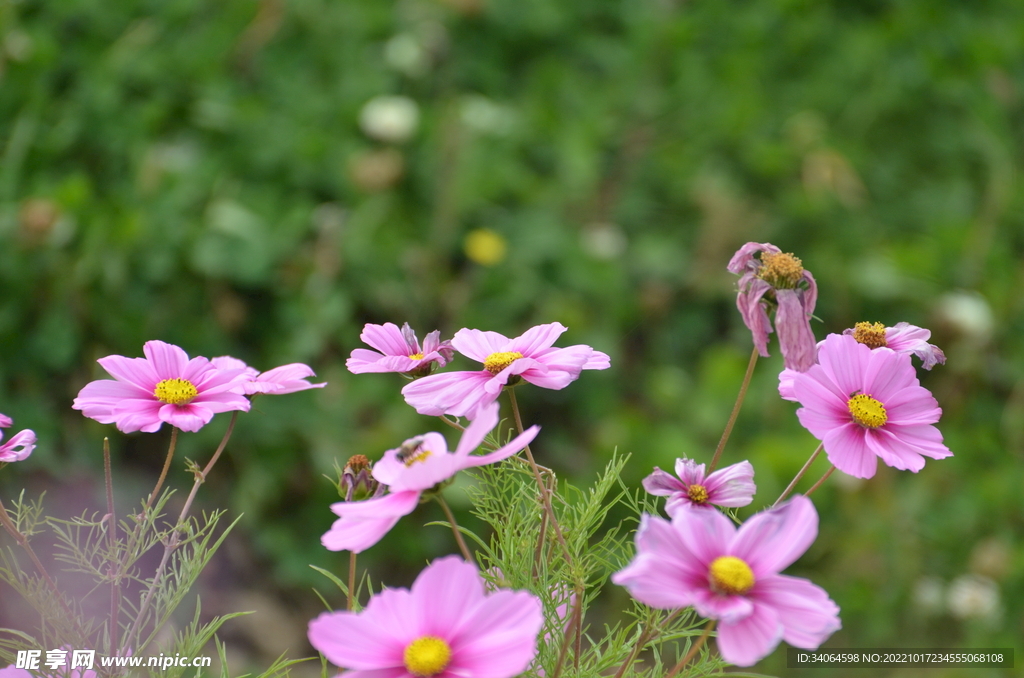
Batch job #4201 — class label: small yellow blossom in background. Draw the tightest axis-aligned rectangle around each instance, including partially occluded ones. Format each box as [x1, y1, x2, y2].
[464, 228, 507, 266]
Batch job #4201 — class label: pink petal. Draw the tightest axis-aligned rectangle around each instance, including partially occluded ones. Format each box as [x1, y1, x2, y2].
[864, 428, 926, 472]
[192, 390, 252, 413]
[704, 461, 756, 507]
[381, 447, 464, 492]
[673, 458, 706, 485]
[883, 424, 952, 460]
[158, 403, 214, 432]
[815, 334, 869, 397]
[673, 505, 735, 566]
[584, 350, 610, 369]
[716, 600, 783, 667]
[361, 323, 415, 357]
[736, 278, 774, 358]
[774, 289, 816, 372]
[884, 386, 941, 425]
[451, 329, 512, 363]
[447, 589, 544, 678]
[322, 491, 420, 553]
[508, 323, 568, 357]
[754, 574, 841, 649]
[0, 413, 12, 428]
[142, 341, 191, 381]
[404, 371, 497, 419]
[96, 355, 159, 392]
[109, 400, 165, 433]
[642, 468, 687, 497]
[460, 425, 540, 469]
[0, 429, 36, 462]
[611, 515, 704, 608]
[485, 358, 541, 395]
[689, 587, 755, 624]
[412, 556, 488, 638]
[454, 404, 499, 456]
[727, 242, 781, 274]
[731, 495, 817, 577]
[308, 606, 406, 670]
[860, 349, 917, 403]
[778, 368, 799, 401]
[822, 424, 877, 478]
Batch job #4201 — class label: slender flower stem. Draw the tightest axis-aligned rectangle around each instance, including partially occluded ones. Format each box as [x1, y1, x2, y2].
[774, 442, 824, 506]
[104, 438, 121, 656]
[436, 495, 473, 562]
[125, 412, 239, 652]
[664, 619, 716, 678]
[347, 551, 357, 611]
[805, 464, 836, 497]
[437, 414, 465, 432]
[611, 609, 682, 678]
[507, 388, 584, 678]
[708, 347, 759, 473]
[145, 427, 178, 511]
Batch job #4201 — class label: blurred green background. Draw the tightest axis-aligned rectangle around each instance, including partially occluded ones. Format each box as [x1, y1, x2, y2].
[0, 0, 1021, 675]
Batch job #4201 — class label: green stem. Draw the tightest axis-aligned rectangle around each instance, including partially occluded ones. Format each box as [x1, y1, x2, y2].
[708, 347, 759, 473]
[145, 427, 178, 511]
[611, 609, 682, 678]
[436, 495, 473, 562]
[104, 438, 120, 656]
[664, 619, 716, 678]
[805, 465, 836, 498]
[348, 551, 357, 611]
[774, 442, 824, 506]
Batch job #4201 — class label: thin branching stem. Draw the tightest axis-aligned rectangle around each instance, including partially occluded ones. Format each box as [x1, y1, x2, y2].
[348, 551, 357, 611]
[0, 496, 77, 622]
[507, 388, 583, 678]
[611, 609, 682, 678]
[708, 347, 759, 473]
[774, 442, 824, 506]
[436, 495, 473, 562]
[104, 438, 120, 655]
[437, 414, 465, 432]
[146, 427, 178, 511]
[664, 619, 716, 678]
[805, 464, 836, 498]
[124, 412, 239, 653]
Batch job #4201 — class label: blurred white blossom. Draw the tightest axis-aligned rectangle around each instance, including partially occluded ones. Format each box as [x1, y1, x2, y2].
[359, 95, 420, 144]
[947, 574, 1000, 621]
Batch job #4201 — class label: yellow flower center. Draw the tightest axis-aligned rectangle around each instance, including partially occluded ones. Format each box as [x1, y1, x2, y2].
[408, 353, 424, 360]
[687, 484, 709, 504]
[404, 636, 452, 677]
[153, 378, 198, 405]
[709, 556, 755, 595]
[757, 252, 804, 289]
[483, 351, 523, 375]
[852, 321, 887, 349]
[403, 449, 432, 467]
[848, 393, 887, 428]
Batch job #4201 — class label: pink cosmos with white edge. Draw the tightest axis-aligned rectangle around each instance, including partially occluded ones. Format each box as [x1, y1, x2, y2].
[401, 322, 610, 420]
[321, 402, 539, 553]
[612, 495, 841, 667]
[308, 556, 543, 678]
[210, 356, 326, 395]
[347, 322, 454, 375]
[643, 459, 755, 516]
[72, 341, 251, 434]
[790, 333, 951, 478]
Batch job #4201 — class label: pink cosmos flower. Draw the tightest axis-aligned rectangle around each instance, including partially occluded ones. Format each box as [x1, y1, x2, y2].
[780, 323, 945, 401]
[210, 356, 326, 395]
[347, 322, 454, 376]
[72, 341, 251, 433]
[643, 459, 755, 516]
[401, 322, 610, 419]
[0, 414, 35, 462]
[790, 333, 951, 478]
[309, 556, 543, 678]
[728, 242, 818, 372]
[612, 496, 840, 667]
[321, 402, 539, 553]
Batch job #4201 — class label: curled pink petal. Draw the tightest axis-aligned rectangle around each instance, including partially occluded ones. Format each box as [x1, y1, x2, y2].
[0, 429, 36, 462]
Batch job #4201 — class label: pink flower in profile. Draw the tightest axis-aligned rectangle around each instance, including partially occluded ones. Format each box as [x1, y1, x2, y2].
[211, 356, 326, 395]
[790, 333, 951, 478]
[779, 323, 945, 401]
[843, 321, 946, 370]
[72, 341, 251, 433]
[728, 242, 818, 372]
[321, 403, 538, 553]
[612, 496, 840, 667]
[309, 556, 543, 678]
[0, 414, 35, 462]
[402, 322, 610, 419]
[643, 459, 755, 516]
[347, 322, 454, 376]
